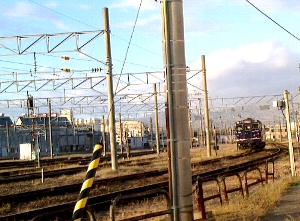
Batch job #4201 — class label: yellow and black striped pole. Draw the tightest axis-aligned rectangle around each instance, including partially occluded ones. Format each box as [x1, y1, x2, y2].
[72, 143, 103, 221]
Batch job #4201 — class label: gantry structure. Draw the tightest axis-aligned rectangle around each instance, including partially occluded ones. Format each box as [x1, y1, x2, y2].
[0, 30, 299, 127]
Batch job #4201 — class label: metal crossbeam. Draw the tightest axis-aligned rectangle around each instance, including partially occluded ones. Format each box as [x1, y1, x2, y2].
[0, 30, 105, 56]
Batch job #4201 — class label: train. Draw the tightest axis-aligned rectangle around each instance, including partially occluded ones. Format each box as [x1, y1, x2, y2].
[234, 118, 266, 150]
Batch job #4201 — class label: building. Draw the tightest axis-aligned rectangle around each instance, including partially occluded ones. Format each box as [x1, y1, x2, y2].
[0, 113, 101, 158]
[115, 120, 150, 149]
[265, 124, 287, 141]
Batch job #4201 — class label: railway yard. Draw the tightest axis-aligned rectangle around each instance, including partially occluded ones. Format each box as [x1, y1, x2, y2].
[1, 1, 300, 221]
[0, 142, 298, 221]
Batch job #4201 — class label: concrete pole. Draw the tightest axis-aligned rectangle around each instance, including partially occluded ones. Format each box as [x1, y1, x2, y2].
[103, 8, 118, 170]
[48, 99, 53, 159]
[161, 0, 193, 220]
[119, 113, 123, 154]
[284, 90, 295, 176]
[150, 117, 154, 150]
[202, 55, 212, 157]
[154, 84, 161, 154]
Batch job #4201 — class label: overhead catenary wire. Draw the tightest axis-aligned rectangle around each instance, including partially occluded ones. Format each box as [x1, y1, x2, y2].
[27, 0, 162, 70]
[114, 0, 143, 95]
[246, 0, 300, 42]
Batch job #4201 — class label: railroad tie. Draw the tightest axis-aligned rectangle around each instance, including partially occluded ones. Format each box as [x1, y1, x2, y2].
[72, 143, 103, 221]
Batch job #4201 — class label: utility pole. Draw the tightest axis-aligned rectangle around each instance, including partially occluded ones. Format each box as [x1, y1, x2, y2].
[202, 55, 211, 157]
[284, 90, 295, 176]
[161, 0, 193, 220]
[150, 117, 154, 150]
[103, 7, 118, 170]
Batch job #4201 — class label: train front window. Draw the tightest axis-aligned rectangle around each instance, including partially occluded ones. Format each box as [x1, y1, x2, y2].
[252, 123, 259, 129]
[236, 125, 243, 131]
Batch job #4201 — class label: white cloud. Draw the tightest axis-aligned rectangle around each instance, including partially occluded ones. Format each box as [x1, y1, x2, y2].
[189, 40, 300, 97]
[191, 40, 291, 79]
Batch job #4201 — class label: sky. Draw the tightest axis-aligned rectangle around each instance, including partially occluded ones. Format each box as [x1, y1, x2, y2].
[0, 0, 300, 122]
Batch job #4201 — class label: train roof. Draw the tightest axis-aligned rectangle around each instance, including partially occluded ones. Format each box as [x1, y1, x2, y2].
[235, 118, 262, 125]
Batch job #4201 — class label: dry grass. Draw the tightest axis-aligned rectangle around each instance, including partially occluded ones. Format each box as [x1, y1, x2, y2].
[206, 154, 300, 221]
[208, 178, 292, 220]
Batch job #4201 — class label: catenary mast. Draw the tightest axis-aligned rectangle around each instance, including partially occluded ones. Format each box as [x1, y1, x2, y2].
[161, 0, 194, 220]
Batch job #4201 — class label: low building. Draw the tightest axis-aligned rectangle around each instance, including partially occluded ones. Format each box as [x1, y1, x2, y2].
[115, 120, 150, 149]
[0, 113, 101, 158]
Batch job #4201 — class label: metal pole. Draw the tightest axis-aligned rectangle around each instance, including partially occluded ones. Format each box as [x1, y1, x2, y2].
[103, 7, 118, 170]
[154, 84, 161, 154]
[161, 0, 193, 220]
[284, 90, 295, 176]
[202, 55, 212, 157]
[119, 113, 123, 154]
[48, 99, 53, 159]
[6, 121, 10, 156]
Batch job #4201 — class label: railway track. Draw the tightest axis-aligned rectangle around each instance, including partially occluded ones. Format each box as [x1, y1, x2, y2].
[0, 147, 261, 184]
[0, 145, 286, 221]
[0, 151, 154, 184]
[0, 149, 155, 171]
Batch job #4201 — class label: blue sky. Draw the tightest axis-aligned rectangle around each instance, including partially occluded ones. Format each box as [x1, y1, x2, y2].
[1, 0, 300, 121]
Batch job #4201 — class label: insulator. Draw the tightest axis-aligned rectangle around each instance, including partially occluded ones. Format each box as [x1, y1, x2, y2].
[61, 55, 70, 61]
[61, 68, 70, 72]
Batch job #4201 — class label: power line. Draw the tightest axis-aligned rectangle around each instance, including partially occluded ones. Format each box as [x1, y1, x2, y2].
[27, 0, 98, 29]
[246, 0, 300, 42]
[115, 0, 144, 93]
[25, 1, 162, 71]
